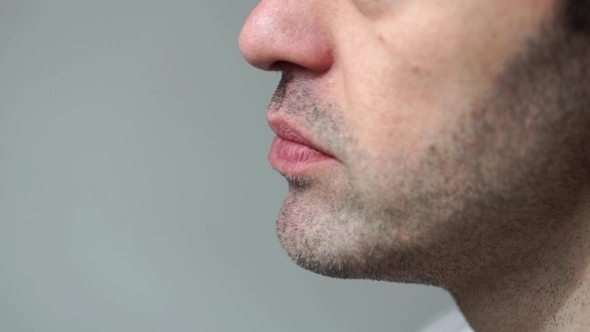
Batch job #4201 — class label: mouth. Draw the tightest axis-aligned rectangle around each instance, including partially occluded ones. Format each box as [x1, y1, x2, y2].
[267, 117, 337, 177]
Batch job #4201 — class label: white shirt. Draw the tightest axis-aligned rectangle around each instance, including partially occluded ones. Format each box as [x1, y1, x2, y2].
[418, 308, 474, 332]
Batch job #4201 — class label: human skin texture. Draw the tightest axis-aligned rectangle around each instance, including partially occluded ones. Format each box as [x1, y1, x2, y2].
[239, 0, 590, 331]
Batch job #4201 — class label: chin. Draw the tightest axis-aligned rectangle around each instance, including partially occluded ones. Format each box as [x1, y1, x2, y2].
[276, 208, 445, 287]
[279, 234, 444, 286]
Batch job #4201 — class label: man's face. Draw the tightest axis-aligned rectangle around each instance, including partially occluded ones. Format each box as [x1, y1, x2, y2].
[239, 0, 590, 286]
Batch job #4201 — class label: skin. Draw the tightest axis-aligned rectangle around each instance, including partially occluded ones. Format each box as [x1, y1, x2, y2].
[239, 0, 590, 331]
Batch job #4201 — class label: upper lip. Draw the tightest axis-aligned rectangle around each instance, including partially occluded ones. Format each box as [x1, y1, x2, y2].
[267, 116, 335, 158]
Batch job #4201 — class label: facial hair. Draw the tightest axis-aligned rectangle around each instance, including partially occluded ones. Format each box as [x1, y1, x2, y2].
[269, 5, 590, 289]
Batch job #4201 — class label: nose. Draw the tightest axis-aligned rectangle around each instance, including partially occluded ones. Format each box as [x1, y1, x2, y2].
[238, 0, 334, 73]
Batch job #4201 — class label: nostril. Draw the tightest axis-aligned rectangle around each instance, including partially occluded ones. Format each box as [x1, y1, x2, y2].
[268, 61, 298, 73]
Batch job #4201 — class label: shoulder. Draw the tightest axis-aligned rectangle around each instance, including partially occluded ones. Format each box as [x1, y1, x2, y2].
[417, 308, 474, 332]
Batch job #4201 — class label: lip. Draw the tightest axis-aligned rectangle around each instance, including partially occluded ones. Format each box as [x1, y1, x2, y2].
[267, 117, 337, 176]
[267, 118, 332, 155]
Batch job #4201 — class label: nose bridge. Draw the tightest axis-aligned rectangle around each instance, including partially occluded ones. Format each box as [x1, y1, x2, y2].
[239, 0, 334, 72]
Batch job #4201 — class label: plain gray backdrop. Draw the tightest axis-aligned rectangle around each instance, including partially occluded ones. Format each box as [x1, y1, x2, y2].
[0, 0, 456, 331]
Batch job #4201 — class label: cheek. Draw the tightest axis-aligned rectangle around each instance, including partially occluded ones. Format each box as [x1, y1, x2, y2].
[340, 59, 453, 179]
[334, 16, 465, 167]
[336, 3, 534, 173]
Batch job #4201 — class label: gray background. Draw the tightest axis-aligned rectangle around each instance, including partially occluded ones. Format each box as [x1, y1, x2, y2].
[0, 0, 455, 331]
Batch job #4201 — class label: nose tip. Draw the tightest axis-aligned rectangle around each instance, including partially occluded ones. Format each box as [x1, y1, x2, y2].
[238, 8, 277, 71]
[238, 1, 334, 73]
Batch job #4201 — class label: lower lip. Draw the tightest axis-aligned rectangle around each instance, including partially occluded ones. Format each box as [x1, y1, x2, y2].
[268, 136, 336, 175]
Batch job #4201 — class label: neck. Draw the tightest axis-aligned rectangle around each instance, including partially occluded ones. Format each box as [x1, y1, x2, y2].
[452, 209, 590, 332]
